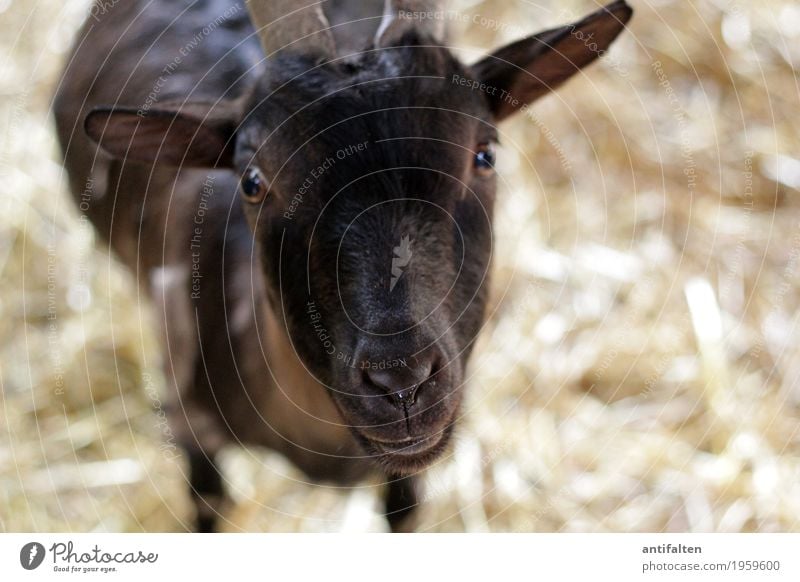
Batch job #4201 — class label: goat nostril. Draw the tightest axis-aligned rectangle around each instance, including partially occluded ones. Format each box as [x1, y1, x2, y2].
[362, 358, 434, 408]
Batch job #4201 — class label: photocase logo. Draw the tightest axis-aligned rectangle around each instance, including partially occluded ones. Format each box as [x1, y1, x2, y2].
[20, 542, 45, 570]
[390, 235, 413, 292]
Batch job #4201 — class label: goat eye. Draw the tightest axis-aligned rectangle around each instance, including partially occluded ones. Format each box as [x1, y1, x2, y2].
[474, 143, 496, 176]
[239, 167, 269, 202]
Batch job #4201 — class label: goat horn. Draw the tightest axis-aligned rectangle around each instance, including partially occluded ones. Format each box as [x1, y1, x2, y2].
[246, 0, 336, 60]
[375, 0, 448, 47]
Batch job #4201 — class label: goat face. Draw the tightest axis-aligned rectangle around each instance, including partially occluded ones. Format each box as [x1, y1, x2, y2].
[84, 2, 632, 474]
[232, 39, 497, 471]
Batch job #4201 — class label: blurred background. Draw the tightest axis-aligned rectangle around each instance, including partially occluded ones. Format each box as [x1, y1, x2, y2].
[1, 0, 799, 532]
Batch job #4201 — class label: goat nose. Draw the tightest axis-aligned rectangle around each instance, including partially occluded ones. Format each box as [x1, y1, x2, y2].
[363, 357, 434, 408]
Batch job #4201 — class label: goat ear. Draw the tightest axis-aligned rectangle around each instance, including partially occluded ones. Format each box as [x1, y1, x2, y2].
[84, 100, 241, 167]
[471, 0, 632, 121]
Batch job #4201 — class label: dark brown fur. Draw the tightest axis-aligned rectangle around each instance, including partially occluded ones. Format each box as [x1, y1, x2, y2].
[53, 0, 632, 531]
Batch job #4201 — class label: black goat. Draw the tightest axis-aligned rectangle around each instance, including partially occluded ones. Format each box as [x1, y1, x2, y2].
[54, 0, 633, 531]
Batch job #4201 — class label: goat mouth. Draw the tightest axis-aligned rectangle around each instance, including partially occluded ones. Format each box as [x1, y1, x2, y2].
[327, 392, 459, 472]
[369, 434, 440, 455]
[352, 425, 454, 474]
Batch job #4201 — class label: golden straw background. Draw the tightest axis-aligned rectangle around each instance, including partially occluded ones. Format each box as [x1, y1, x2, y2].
[1, 0, 799, 532]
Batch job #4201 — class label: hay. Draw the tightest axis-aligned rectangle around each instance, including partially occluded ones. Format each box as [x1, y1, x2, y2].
[1, 0, 799, 532]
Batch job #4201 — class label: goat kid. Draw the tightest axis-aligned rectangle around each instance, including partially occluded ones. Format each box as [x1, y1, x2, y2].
[54, 0, 633, 531]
